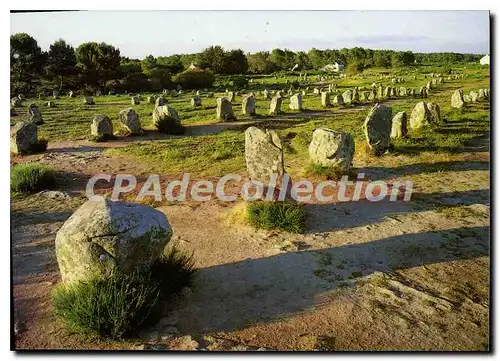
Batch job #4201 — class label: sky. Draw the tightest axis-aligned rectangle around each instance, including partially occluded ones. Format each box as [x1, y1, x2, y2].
[10, 10, 490, 58]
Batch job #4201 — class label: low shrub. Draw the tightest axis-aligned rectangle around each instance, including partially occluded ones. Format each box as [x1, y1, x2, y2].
[173, 69, 215, 89]
[11, 163, 56, 194]
[247, 201, 306, 234]
[52, 247, 195, 339]
[305, 163, 356, 181]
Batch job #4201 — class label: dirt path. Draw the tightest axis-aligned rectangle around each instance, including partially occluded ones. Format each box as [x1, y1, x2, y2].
[11, 100, 490, 351]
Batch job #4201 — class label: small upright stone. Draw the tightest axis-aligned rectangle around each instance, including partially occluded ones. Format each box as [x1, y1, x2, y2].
[147, 95, 156, 104]
[28, 104, 44, 125]
[289, 93, 302, 110]
[242, 94, 256, 115]
[47, 101, 55, 108]
[245, 127, 284, 183]
[469, 91, 478, 102]
[191, 97, 202, 107]
[362, 104, 392, 155]
[391, 111, 408, 138]
[83, 96, 95, 105]
[131, 96, 140, 105]
[321, 91, 331, 107]
[216, 97, 236, 121]
[269, 95, 283, 115]
[333, 94, 344, 106]
[427, 102, 442, 124]
[155, 96, 168, 107]
[451, 89, 465, 109]
[91, 115, 113, 138]
[118, 108, 141, 135]
[342, 90, 353, 104]
[227, 91, 235, 102]
[68, 90, 74, 98]
[409, 102, 432, 129]
[308, 128, 355, 171]
[263, 89, 270, 100]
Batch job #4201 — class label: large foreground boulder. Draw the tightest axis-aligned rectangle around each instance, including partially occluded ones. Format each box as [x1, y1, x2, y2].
[153, 105, 182, 133]
[55, 197, 173, 285]
[308, 128, 355, 171]
[118, 108, 141, 134]
[362, 104, 392, 155]
[245, 127, 284, 184]
[10, 121, 38, 155]
[409, 102, 432, 129]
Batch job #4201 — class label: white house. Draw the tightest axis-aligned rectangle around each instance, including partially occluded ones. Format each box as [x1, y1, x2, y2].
[320, 61, 345, 72]
[480, 54, 490, 65]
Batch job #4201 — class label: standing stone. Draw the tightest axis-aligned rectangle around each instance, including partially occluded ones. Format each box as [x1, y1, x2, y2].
[289, 94, 302, 110]
[313, 88, 320, 95]
[11, 97, 22, 107]
[176, 84, 182, 91]
[362, 104, 392, 155]
[242, 94, 256, 115]
[390, 87, 397, 98]
[469, 91, 478, 102]
[47, 101, 55, 108]
[191, 97, 202, 107]
[216, 98, 236, 121]
[399, 87, 407, 96]
[196, 90, 201, 96]
[147, 96, 156, 104]
[170, 89, 178, 97]
[118, 108, 141, 134]
[91, 115, 113, 137]
[427, 102, 442, 124]
[391, 111, 408, 138]
[83, 96, 95, 105]
[451, 89, 465, 109]
[409, 102, 432, 129]
[333, 94, 344, 106]
[55, 197, 173, 285]
[478, 89, 486, 100]
[10, 121, 38, 155]
[463, 94, 471, 103]
[227, 91, 235, 102]
[155, 96, 168, 107]
[263, 89, 270, 100]
[269, 95, 283, 115]
[377, 86, 383, 99]
[153, 105, 182, 133]
[131, 96, 140, 105]
[383, 87, 391, 98]
[28, 104, 44, 125]
[352, 88, 360, 103]
[342, 90, 353, 104]
[308, 128, 355, 171]
[68, 90, 74, 98]
[320, 91, 331, 107]
[426, 81, 432, 91]
[245, 127, 284, 184]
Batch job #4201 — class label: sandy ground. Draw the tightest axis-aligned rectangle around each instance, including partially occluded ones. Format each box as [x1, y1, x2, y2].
[11, 108, 490, 351]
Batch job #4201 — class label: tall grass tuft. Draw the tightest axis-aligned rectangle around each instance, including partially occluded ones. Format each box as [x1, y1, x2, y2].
[11, 163, 56, 194]
[247, 201, 306, 234]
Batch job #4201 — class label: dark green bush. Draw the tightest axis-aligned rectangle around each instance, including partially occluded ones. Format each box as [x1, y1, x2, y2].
[52, 247, 195, 339]
[247, 201, 306, 234]
[11, 163, 56, 193]
[306, 163, 355, 181]
[172, 69, 215, 89]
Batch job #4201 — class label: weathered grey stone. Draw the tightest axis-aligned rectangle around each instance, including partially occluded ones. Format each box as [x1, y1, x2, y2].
[391, 111, 408, 138]
[463, 94, 471, 103]
[227, 91, 235, 102]
[153, 105, 181, 132]
[320, 91, 331, 107]
[10, 121, 38, 155]
[313, 88, 320, 95]
[68, 90, 74, 98]
[155, 96, 168, 107]
[131, 96, 140, 105]
[409, 102, 432, 129]
[427, 102, 442, 124]
[362, 104, 392, 155]
[383, 87, 391, 98]
[399, 87, 407, 96]
[342, 90, 353, 104]
[451, 89, 465, 109]
[191, 97, 202, 107]
[147, 96, 156, 104]
[216, 98, 236, 121]
[352, 88, 360, 103]
[47, 101, 55, 108]
[245, 127, 284, 183]
[289, 94, 302, 110]
[477, 89, 485, 100]
[333, 94, 344, 105]
[11, 97, 22, 107]
[470, 91, 478, 102]
[55, 197, 173, 285]
[377, 86, 383, 99]
[28, 104, 44, 125]
[91, 114, 113, 137]
[242, 94, 256, 115]
[53, 90, 60, 99]
[308, 128, 355, 171]
[262, 89, 270, 100]
[83, 96, 95, 105]
[119, 108, 141, 134]
[269, 95, 283, 115]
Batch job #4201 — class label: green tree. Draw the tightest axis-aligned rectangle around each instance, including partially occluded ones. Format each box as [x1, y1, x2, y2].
[10, 33, 45, 93]
[198, 45, 227, 74]
[46, 39, 76, 91]
[76, 42, 121, 91]
[247, 52, 274, 74]
[224, 49, 248, 74]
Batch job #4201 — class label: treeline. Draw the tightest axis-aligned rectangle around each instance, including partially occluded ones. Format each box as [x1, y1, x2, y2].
[10, 32, 483, 95]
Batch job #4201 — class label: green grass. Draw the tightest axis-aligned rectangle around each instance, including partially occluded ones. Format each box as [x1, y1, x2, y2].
[305, 163, 355, 180]
[52, 246, 195, 340]
[247, 201, 306, 233]
[11, 163, 56, 194]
